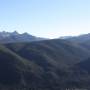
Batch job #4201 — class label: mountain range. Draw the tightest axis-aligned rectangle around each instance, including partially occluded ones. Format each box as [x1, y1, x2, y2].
[60, 33, 90, 43]
[0, 32, 90, 89]
[0, 31, 45, 43]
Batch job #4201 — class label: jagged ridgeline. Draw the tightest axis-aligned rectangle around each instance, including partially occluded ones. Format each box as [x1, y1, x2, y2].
[0, 31, 45, 43]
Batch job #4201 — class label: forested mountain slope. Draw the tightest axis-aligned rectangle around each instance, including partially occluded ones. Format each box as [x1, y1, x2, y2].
[0, 39, 90, 89]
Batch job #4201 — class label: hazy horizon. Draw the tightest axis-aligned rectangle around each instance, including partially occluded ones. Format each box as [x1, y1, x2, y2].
[0, 30, 90, 39]
[0, 0, 90, 38]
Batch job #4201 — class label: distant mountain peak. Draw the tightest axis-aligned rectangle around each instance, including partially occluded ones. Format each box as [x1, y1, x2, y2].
[11, 31, 19, 35]
[0, 31, 45, 43]
[12, 31, 18, 34]
[22, 32, 30, 36]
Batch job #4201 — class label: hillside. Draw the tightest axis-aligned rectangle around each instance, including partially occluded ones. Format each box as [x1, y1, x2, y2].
[0, 44, 44, 90]
[0, 39, 90, 89]
[6, 39, 90, 68]
[62, 33, 90, 43]
[61, 33, 90, 51]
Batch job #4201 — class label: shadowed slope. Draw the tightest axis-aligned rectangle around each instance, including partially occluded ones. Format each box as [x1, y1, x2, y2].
[6, 39, 90, 69]
[0, 39, 90, 89]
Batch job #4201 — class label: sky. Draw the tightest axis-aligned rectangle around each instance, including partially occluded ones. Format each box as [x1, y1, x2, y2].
[0, 0, 90, 38]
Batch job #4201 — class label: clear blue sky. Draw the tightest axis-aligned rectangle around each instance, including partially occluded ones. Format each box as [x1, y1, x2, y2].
[0, 0, 90, 38]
